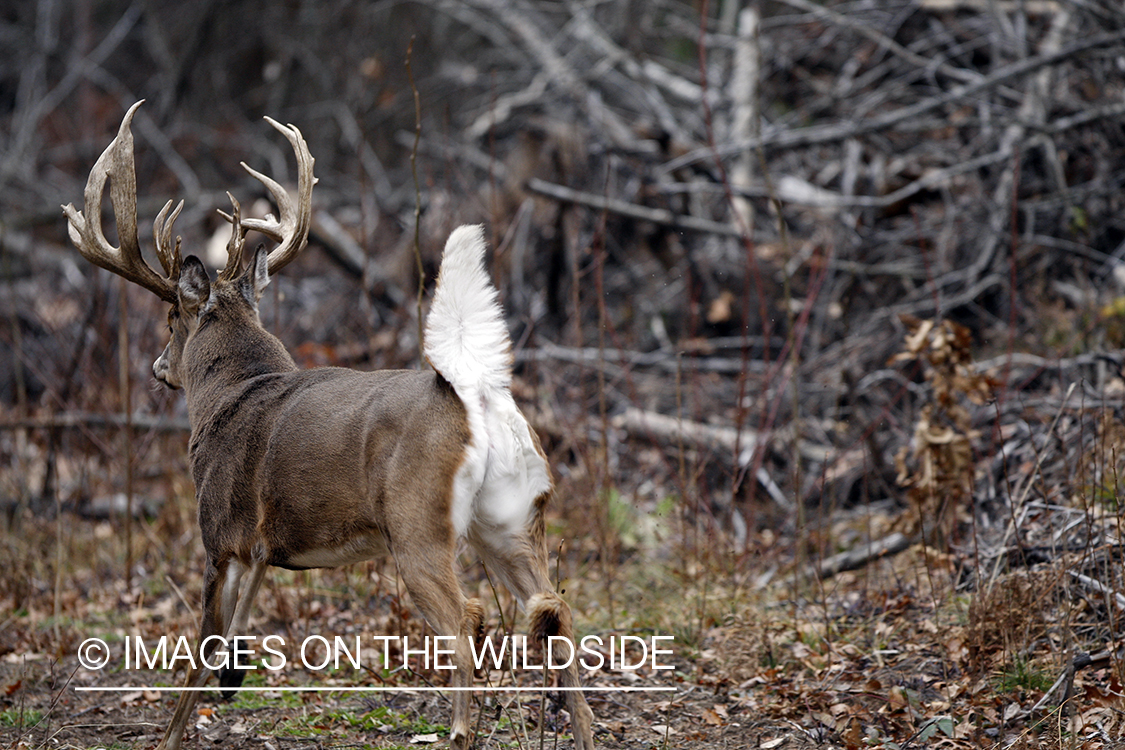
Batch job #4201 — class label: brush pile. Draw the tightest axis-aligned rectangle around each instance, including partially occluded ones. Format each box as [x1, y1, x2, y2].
[2, 0, 1125, 592]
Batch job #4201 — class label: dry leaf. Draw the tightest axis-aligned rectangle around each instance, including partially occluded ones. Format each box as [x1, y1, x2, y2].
[706, 290, 735, 324]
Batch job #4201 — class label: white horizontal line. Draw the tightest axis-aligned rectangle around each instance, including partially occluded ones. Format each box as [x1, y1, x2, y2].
[75, 686, 675, 693]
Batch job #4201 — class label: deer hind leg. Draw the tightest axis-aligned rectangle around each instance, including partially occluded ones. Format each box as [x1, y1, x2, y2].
[391, 533, 482, 749]
[156, 557, 242, 750]
[468, 515, 595, 750]
[526, 591, 594, 750]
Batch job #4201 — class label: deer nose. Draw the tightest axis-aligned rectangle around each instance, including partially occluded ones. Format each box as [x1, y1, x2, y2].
[153, 357, 179, 390]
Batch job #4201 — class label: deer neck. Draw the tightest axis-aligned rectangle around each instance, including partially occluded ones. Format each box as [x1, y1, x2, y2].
[182, 320, 297, 426]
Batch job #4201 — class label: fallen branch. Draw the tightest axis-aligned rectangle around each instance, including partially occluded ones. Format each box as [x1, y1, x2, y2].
[525, 178, 744, 237]
[0, 412, 190, 433]
[310, 210, 402, 302]
[658, 148, 1010, 211]
[611, 407, 793, 511]
[1069, 570, 1125, 611]
[1031, 645, 1123, 715]
[516, 341, 764, 375]
[613, 406, 761, 467]
[808, 532, 915, 580]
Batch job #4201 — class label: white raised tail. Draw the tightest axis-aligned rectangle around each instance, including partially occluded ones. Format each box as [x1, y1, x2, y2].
[424, 225, 551, 542]
[424, 225, 512, 396]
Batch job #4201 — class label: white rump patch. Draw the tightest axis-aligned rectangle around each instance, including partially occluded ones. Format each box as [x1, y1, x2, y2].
[424, 225, 546, 538]
[449, 391, 549, 541]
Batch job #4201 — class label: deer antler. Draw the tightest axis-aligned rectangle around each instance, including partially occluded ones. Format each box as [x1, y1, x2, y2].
[62, 100, 180, 303]
[153, 198, 184, 282]
[217, 117, 316, 281]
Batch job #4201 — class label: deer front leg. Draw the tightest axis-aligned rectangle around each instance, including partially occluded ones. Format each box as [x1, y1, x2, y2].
[156, 558, 242, 750]
[219, 559, 268, 692]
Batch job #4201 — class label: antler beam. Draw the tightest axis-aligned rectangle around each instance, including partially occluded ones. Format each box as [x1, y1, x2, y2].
[218, 117, 316, 281]
[62, 100, 180, 303]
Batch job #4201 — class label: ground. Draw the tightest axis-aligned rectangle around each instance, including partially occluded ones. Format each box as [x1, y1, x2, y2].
[3, 504, 1125, 749]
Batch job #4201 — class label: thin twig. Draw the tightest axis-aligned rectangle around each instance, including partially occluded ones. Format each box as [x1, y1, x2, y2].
[406, 36, 425, 362]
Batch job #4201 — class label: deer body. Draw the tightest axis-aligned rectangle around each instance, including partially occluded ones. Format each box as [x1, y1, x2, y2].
[191, 368, 463, 570]
[63, 103, 593, 750]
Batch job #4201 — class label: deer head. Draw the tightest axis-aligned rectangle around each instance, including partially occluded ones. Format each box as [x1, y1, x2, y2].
[62, 100, 316, 390]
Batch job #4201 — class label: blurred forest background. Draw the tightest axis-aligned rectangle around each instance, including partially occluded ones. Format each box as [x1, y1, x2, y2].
[4, 0, 1125, 748]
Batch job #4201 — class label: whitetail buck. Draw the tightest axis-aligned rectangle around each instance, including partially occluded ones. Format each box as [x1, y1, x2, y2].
[62, 101, 595, 750]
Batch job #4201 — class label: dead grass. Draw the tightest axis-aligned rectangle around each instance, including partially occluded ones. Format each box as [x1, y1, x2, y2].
[4, 441, 1125, 749]
[5, 299, 1125, 750]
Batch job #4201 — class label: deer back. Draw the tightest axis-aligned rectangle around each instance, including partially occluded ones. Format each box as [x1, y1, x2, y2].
[187, 362, 471, 569]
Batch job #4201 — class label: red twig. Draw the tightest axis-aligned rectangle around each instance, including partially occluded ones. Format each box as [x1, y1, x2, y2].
[696, 0, 773, 519]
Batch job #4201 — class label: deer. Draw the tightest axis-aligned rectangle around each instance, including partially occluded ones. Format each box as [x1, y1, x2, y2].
[62, 100, 595, 750]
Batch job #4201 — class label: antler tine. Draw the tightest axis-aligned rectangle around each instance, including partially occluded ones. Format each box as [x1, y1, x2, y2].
[61, 100, 178, 303]
[237, 117, 317, 276]
[154, 199, 184, 280]
[217, 192, 247, 282]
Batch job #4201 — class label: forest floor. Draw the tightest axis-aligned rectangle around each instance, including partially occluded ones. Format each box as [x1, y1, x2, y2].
[2, 469, 1124, 750]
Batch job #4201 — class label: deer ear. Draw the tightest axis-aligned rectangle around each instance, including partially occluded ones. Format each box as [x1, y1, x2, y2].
[239, 244, 271, 307]
[178, 256, 211, 316]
